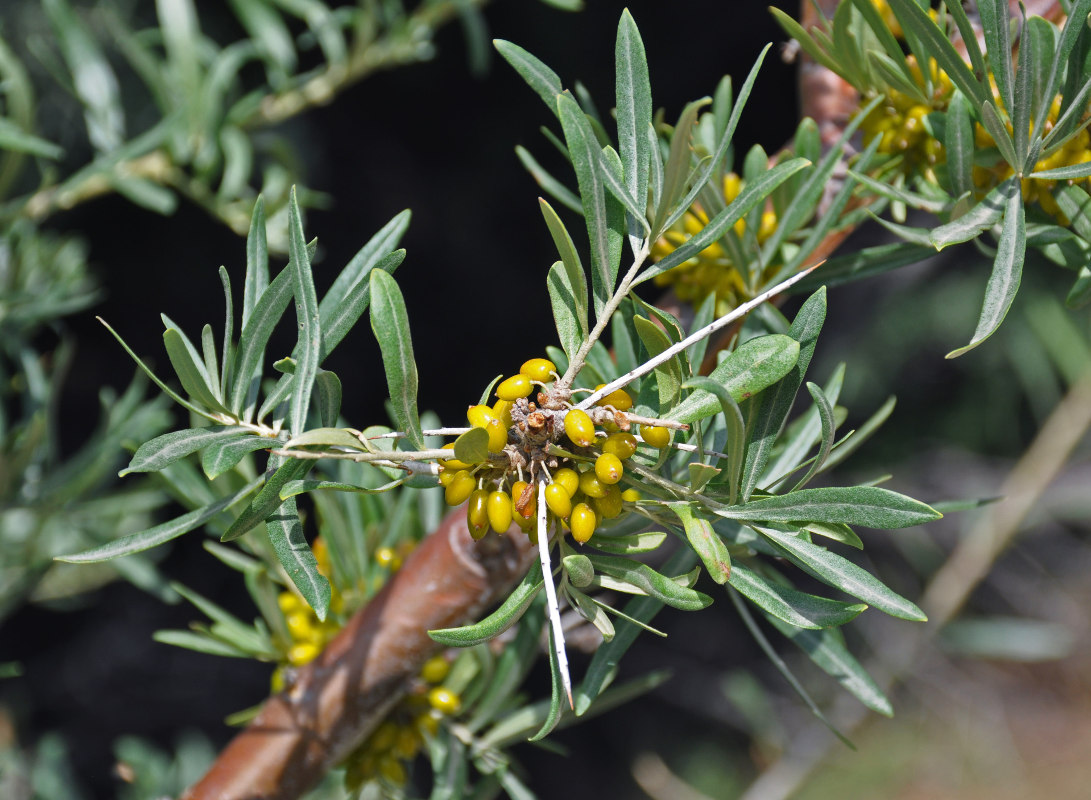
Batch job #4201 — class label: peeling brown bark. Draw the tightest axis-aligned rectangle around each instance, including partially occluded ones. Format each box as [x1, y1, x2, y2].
[182, 512, 535, 800]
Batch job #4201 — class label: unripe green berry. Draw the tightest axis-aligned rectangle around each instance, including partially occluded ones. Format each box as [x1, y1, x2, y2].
[467, 489, 490, 539]
[602, 432, 638, 460]
[594, 452, 624, 485]
[552, 467, 580, 497]
[593, 484, 623, 518]
[640, 424, 671, 448]
[519, 357, 556, 382]
[545, 482, 573, 518]
[570, 502, 597, 543]
[496, 374, 533, 400]
[487, 490, 513, 533]
[444, 470, 476, 506]
[564, 408, 596, 447]
[578, 468, 608, 498]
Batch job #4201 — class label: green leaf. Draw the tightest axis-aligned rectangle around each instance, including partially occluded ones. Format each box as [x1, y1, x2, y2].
[944, 92, 974, 197]
[790, 382, 836, 491]
[453, 426, 490, 465]
[314, 369, 341, 427]
[369, 269, 424, 449]
[229, 265, 293, 418]
[947, 179, 1026, 357]
[929, 177, 1014, 250]
[287, 188, 320, 435]
[668, 334, 801, 424]
[429, 562, 544, 647]
[589, 555, 712, 611]
[667, 503, 730, 585]
[729, 562, 866, 630]
[221, 458, 310, 541]
[163, 328, 227, 414]
[200, 434, 274, 479]
[1030, 161, 1091, 180]
[529, 625, 567, 742]
[56, 479, 259, 562]
[153, 629, 250, 658]
[566, 584, 614, 640]
[754, 525, 927, 621]
[121, 427, 242, 475]
[683, 376, 745, 503]
[547, 260, 586, 360]
[267, 495, 331, 621]
[558, 93, 623, 318]
[738, 288, 826, 501]
[615, 9, 652, 234]
[720, 485, 942, 530]
[633, 315, 681, 410]
[540, 198, 588, 342]
[283, 427, 365, 450]
[517, 145, 582, 213]
[765, 615, 892, 716]
[980, 100, 1019, 168]
[494, 40, 564, 116]
[0, 118, 63, 159]
[279, 477, 406, 499]
[651, 97, 709, 239]
[320, 249, 405, 363]
[586, 530, 667, 555]
[978, 0, 1014, 112]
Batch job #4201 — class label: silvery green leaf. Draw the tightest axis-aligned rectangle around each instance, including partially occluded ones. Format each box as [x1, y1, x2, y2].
[287, 188, 319, 436]
[369, 269, 424, 450]
[667, 503, 730, 585]
[721, 485, 942, 530]
[429, 562, 544, 647]
[494, 40, 565, 116]
[121, 426, 242, 475]
[221, 458, 310, 541]
[729, 561, 866, 629]
[267, 495, 330, 620]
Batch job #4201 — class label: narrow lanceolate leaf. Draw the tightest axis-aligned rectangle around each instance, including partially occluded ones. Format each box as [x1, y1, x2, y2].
[559, 93, 620, 318]
[548, 260, 586, 359]
[945, 92, 974, 197]
[493, 39, 565, 116]
[218, 268, 234, 399]
[754, 526, 927, 621]
[930, 176, 1015, 250]
[729, 561, 866, 629]
[320, 249, 404, 362]
[651, 98, 709, 241]
[200, 434, 276, 479]
[314, 370, 341, 427]
[947, 182, 1026, 358]
[429, 562, 544, 647]
[122, 427, 243, 475]
[667, 334, 800, 424]
[164, 328, 227, 414]
[221, 458, 310, 541]
[242, 196, 268, 329]
[1030, 162, 1091, 181]
[980, 100, 1019, 168]
[282, 427, 366, 451]
[791, 382, 836, 491]
[287, 188, 320, 436]
[540, 198, 588, 340]
[682, 377, 744, 504]
[228, 265, 293, 417]
[267, 495, 331, 620]
[978, 0, 1014, 112]
[588, 555, 712, 611]
[319, 209, 411, 324]
[369, 269, 424, 450]
[765, 615, 893, 716]
[633, 316, 682, 410]
[739, 288, 826, 502]
[719, 486, 942, 530]
[667, 503, 730, 584]
[615, 9, 652, 233]
[56, 480, 259, 563]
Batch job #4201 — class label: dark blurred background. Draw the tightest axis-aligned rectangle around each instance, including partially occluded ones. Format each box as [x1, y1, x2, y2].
[3, 1, 1089, 798]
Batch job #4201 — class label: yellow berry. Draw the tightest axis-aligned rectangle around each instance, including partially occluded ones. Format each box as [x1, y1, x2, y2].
[570, 503, 597, 543]
[595, 453, 624, 485]
[594, 384, 634, 411]
[467, 489, 490, 540]
[270, 667, 286, 693]
[375, 546, 401, 571]
[602, 432, 638, 460]
[466, 405, 507, 452]
[377, 754, 407, 785]
[593, 485, 624, 519]
[496, 374, 533, 400]
[420, 654, 451, 684]
[277, 592, 302, 615]
[519, 357, 557, 382]
[552, 467, 580, 497]
[621, 488, 642, 503]
[564, 408, 596, 447]
[287, 642, 320, 666]
[510, 480, 536, 522]
[444, 470, 476, 506]
[285, 611, 313, 639]
[487, 489, 513, 533]
[466, 404, 497, 427]
[492, 398, 514, 427]
[428, 687, 461, 715]
[545, 482, 573, 518]
[640, 424, 671, 448]
[438, 468, 455, 487]
[578, 468, 608, 499]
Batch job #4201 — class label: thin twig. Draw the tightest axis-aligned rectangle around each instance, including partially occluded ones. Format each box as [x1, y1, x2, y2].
[538, 478, 574, 708]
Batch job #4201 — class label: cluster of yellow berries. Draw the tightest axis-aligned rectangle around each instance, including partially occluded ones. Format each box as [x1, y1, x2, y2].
[439, 358, 671, 544]
[650, 172, 779, 315]
[342, 653, 462, 790]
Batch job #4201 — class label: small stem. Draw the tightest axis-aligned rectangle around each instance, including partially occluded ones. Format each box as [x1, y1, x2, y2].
[559, 241, 652, 387]
[538, 479, 574, 709]
[272, 447, 452, 463]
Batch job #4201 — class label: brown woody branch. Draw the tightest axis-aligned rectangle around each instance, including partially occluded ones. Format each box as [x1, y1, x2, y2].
[182, 511, 535, 800]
